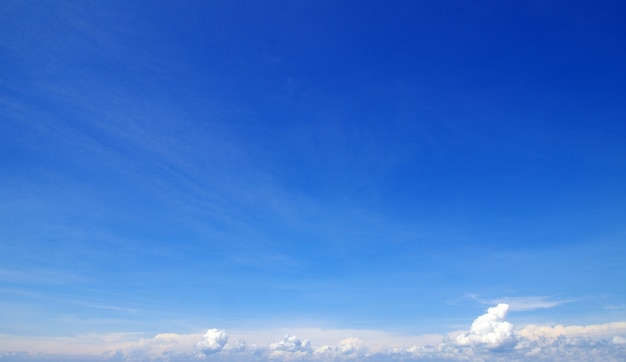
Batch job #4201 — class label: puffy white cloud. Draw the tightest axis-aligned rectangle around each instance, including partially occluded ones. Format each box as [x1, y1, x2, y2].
[337, 337, 363, 355]
[269, 335, 312, 352]
[455, 303, 516, 350]
[236, 327, 444, 350]
[195, 329, 228, 355]
[102, 332, 201, 361]
[223, 338, 252, 352]
[612, 335, 626, 345]
[268, 335, 312, 359]
[3, 305, 626, 361]
[518, 321, 626, 340]
[513, 335, 626, 362]
[313, 337, 367, 359]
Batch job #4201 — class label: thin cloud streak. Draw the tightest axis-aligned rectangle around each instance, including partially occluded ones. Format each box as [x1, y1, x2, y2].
[0, 268, 85, 285]
[468, 295, 572, 311]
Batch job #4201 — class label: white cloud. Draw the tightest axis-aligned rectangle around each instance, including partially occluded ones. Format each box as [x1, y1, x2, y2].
[195, 328, 229, 355]
[455, 303, 516, 350]
[223, 338, 251, 352]
[513, 336, 626, 362]
[104, 332, 200, 360]
[0, 333, 144, 356]
[336, 337, 363, 355]
[470, 295, 570, 311]
[313, 337, 367, 359]
[494, 296, 571, 311]
[2, 305, 626, 361]
[231, 327, 444, 351]
[518, 321, 626, 340]
[612, 335, 626, 345]
[268, 335, 312, 359]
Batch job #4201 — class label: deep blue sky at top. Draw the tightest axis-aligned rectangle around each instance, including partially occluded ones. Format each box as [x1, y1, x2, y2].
[1, 0, 625, 336]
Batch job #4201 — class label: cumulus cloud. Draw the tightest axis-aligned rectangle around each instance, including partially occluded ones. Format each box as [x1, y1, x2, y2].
[518, 321, 626, 340]
[268, 335, 313, 359]
[513, 335, 626, 361]
[455, 303, 516, 350]
[313, 337, 367, 359]
[102, 332, 201, 361]
[336, 337, 363, 355]
[195, 329, 229, 355]
[612, 335, 626, 345]
[3, 305, 626, 361]
[223, 338, 251, 353]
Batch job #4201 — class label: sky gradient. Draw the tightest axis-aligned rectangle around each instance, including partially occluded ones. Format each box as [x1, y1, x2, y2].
[1, 1, 626, 361]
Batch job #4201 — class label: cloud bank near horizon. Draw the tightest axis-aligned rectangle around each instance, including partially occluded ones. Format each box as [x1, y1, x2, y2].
[2, 304, 626, 362]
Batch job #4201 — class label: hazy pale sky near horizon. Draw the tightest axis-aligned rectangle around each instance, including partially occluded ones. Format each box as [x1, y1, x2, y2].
[1, 1, 626, 361]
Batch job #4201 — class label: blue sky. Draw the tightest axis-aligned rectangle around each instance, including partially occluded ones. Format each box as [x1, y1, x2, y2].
[1, 1, 626, 360]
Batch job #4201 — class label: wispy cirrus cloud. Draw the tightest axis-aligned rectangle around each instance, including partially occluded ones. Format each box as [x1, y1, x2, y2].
[468, 295, 572, 311]
[0, 268, 85, 285]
